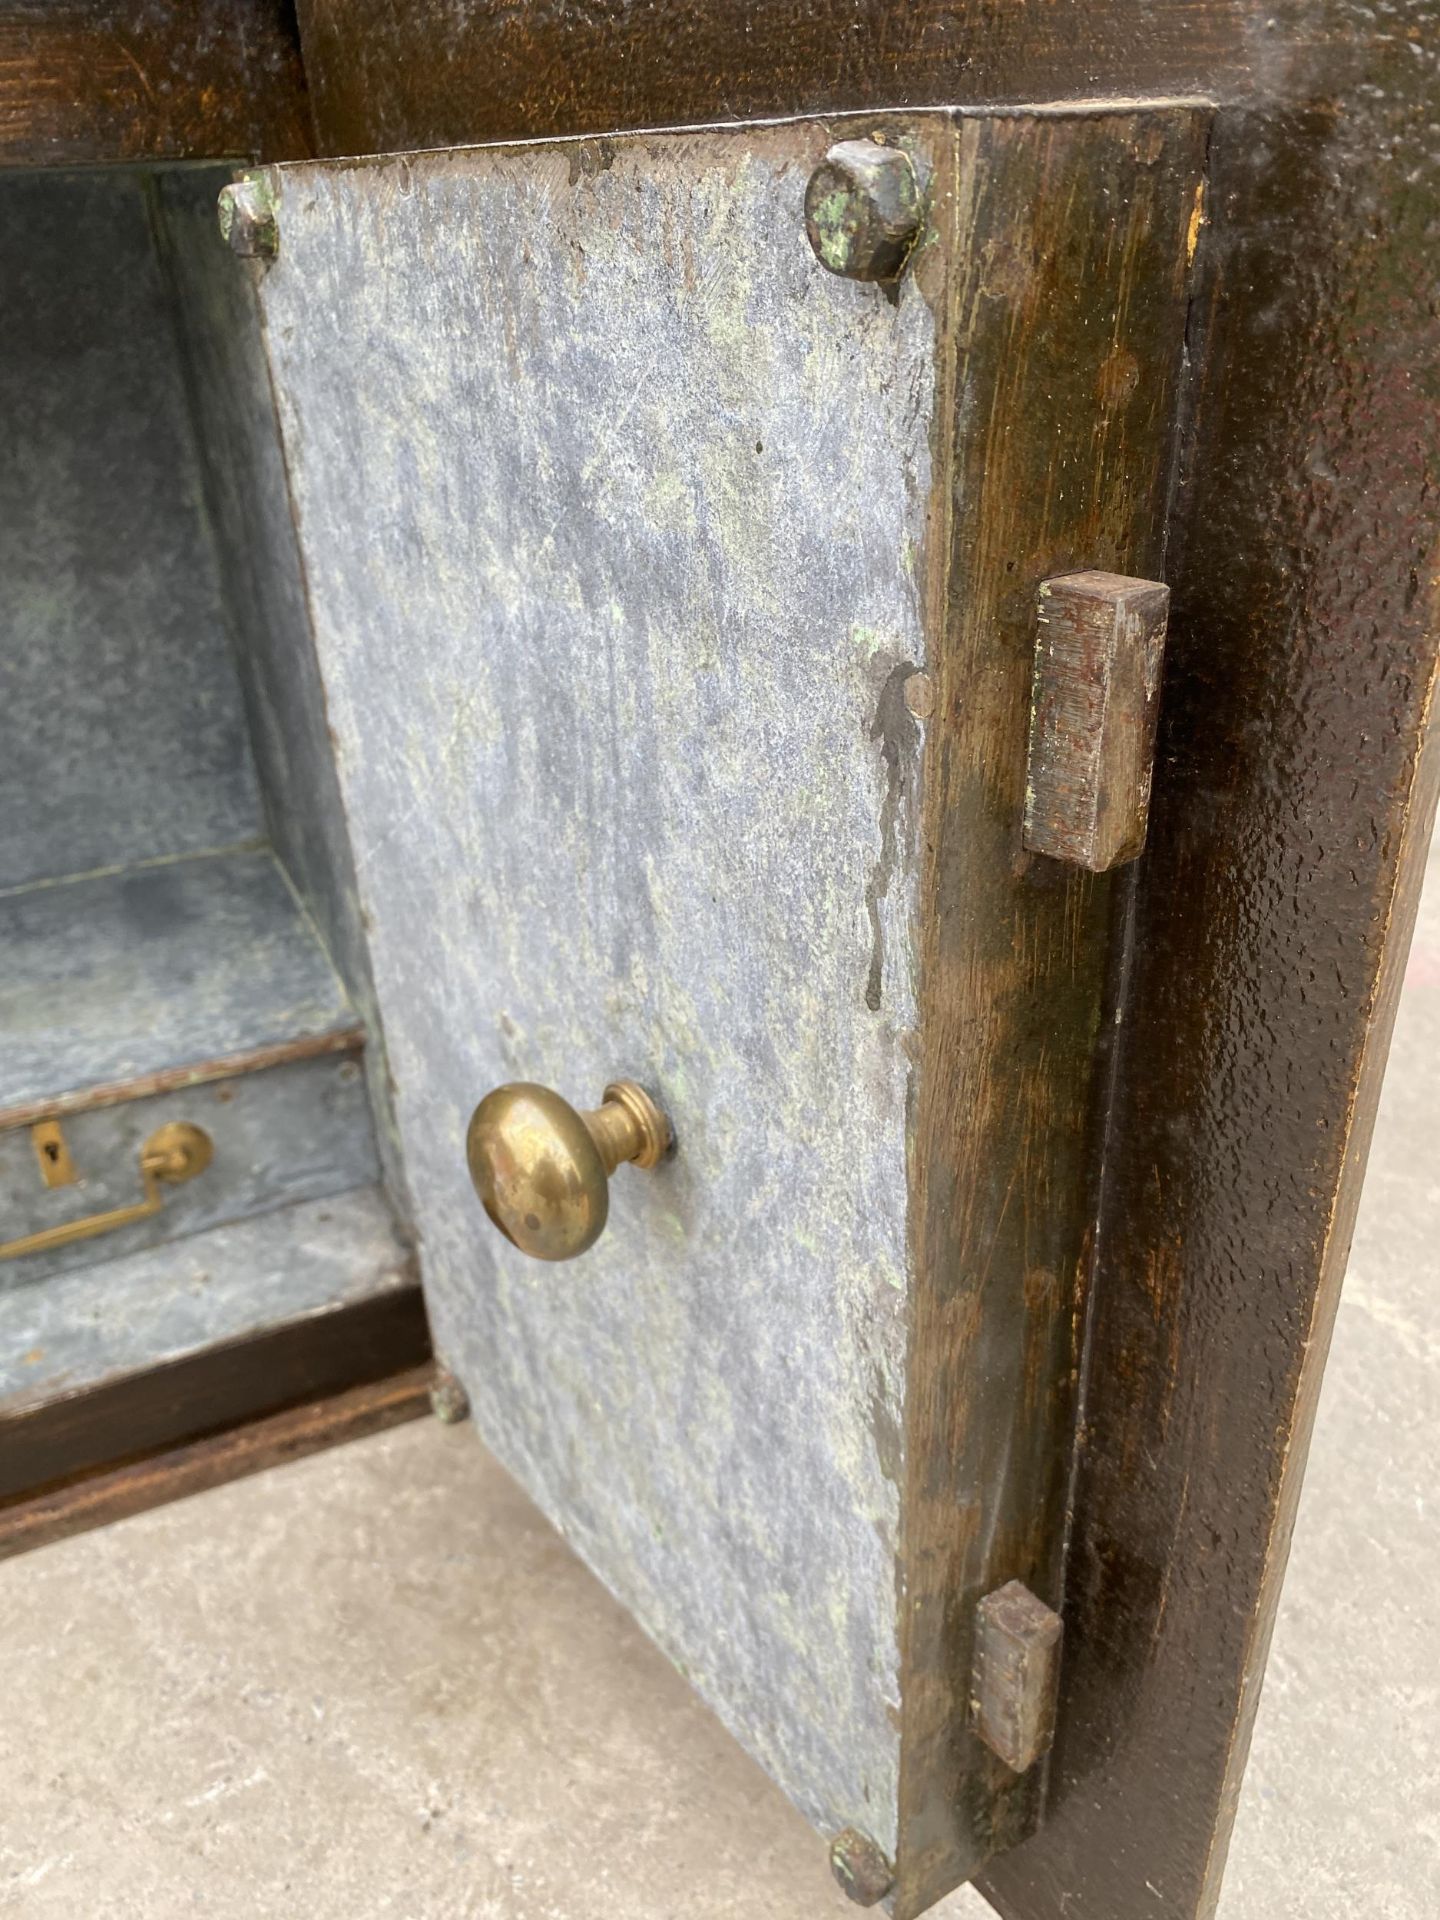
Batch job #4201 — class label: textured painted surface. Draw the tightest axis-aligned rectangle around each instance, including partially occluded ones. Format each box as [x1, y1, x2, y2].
[0, 0, 310, 167]
[0, 847, 355, 1110]
[149, 166, 411, 1217]
[293, 0, 1251, 155]
[0, 170, 262, 893]
[981, 14, 1440, 1920]
[0, 1051, 377, 1289]
[258, 123, 936, 1847]
[1215, 838, 1440, 1920]
[0, 1183, 410, 1412]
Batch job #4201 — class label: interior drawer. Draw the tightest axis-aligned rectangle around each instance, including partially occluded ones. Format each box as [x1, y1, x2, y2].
[0, 1051, 376, 1287]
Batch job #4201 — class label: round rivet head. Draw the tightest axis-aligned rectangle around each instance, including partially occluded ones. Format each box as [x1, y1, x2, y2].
[218, 173, 279, 259]
[829, 1828, 895, 1907]
[805, 141, 921, 281]
[429, 1367, 471, 1425]
[903, 670, 936, 721]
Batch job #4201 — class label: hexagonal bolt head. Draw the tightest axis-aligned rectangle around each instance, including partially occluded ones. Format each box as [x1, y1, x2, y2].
[805, 141, 921, 282]
[828, 1828, 895, 1907]
[429, 1368, 471, 1425]
[217, 174, 279, 260]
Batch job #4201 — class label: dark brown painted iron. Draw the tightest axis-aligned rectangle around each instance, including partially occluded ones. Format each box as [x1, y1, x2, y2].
[0, 1, 312, 167]
[289, 0, 1253, 155]
[0, 1365, 434, 1563]
[0, 1276, 429, 1505]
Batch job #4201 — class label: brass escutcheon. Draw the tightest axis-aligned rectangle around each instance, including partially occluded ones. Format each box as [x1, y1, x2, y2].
[465, 1080, 670, 1262]
[0, 1121, 214, 1262]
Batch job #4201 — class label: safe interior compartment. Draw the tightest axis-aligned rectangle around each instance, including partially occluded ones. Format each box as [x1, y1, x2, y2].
[0, 164, 413, 1465]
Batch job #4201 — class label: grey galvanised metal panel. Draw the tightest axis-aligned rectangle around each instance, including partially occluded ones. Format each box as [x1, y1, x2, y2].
[257, 124, 934, 1847]
[148, 168, 412, 1220]
[0, 171, 262, 892]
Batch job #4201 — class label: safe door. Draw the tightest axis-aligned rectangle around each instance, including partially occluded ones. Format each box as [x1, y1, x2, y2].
[247, 106, 1205, 1914]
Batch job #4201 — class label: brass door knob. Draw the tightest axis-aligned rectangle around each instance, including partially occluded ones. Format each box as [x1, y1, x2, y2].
[465, 1080, 671, 1262]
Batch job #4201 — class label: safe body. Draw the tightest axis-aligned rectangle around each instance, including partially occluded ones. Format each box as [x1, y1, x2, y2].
[4, 3, 1433, 1916]
[0, 99, 1200, 1912]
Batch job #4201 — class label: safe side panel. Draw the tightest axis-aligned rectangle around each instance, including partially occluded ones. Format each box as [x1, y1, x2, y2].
[257, 125, 939, 1844]
[148, 165, 411, 1216]
[0, 171, 262, 892]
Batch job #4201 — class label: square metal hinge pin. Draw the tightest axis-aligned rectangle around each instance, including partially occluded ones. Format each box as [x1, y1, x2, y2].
[1024, 571, 1171, 871]
[972, 1579, 1064, 1773]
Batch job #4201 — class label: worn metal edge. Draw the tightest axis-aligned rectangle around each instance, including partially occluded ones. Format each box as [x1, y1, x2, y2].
[895, 103, 1210, 1916]
[0, 1027, 365, 1135]
[0, 1363, 434, 1563]
[256, 97, 1219, 184]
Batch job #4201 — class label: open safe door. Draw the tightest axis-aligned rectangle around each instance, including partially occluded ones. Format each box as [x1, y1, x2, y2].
[244, 106, 1206, 1915]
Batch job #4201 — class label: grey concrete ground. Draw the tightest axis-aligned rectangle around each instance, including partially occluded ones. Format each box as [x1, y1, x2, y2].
[4, 862, 1438, 1917]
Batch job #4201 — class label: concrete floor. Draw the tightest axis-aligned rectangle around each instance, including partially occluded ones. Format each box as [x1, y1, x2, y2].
[5, 865, 1439, 1917]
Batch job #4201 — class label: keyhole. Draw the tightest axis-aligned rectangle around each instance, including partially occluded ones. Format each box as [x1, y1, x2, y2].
[33, 1123, 76, 1188]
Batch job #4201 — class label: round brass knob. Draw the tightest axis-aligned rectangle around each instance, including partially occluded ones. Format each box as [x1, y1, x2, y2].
[142, 1121, 214, 1183]
[465, 1079, 671, 1262]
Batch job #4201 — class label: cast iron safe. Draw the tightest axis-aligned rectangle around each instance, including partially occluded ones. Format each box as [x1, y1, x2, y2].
[1, 48, 1422, 1918]
[3, 104, 1201, 1913]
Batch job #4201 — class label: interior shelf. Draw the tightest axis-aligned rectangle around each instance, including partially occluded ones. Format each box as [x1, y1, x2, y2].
[0, 847, 360, 1121]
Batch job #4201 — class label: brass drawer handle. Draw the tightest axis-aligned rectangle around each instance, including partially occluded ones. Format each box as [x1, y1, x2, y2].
[466, 1080, 670, 1262]
[0, 1122, 213, 1262]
